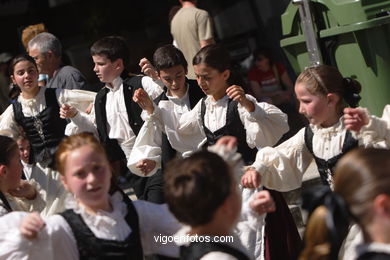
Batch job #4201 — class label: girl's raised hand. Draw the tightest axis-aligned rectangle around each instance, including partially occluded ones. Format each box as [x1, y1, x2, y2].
[344, 107, 369, 132]
[20, 212, 45, 239]
[133, 89, 154, 114]
[241, 169, 261, 189]
[226, 85, 255, 112]
[250, 190, 276, 216]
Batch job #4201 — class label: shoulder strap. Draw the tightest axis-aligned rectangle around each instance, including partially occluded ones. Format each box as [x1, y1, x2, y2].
[304, 126, 314, 154]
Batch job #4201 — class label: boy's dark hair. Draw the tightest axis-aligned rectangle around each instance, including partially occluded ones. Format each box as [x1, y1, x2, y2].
[153, 44, 187, 73]
[164, 151, 232, 226]
[90, 36, 130, 68]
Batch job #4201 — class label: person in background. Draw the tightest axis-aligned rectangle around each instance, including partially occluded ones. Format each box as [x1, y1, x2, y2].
[28, 32, 90, 90]
[170, 0, 215, 79]
[248, 46, 305, 139]
[21, 23, 49, 87]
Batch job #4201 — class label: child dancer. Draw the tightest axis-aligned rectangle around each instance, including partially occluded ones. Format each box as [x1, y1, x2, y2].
[241, 65, 384, 191]
[165, 135, 276, 259]
[0, 54, 95, 168]
[129, 44, 205, 176]
[63, 36, 164, 202]
[0, 133, 181, 259]
[0, 135, 44, 216]
[300, 148, 390, 260]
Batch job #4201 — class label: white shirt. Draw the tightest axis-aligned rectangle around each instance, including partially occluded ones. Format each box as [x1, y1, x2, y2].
[250, 117, 388, 192]
[0, 86, 96, 138]
[128, 85, 202, 175]
[71, 76, 164, 160]
[176, 94, 289, 151]
[0, 192, 181, 260]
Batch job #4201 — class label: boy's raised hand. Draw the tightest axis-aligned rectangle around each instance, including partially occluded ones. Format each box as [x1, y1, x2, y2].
[133, 89, 154, 114]
[241, 169, 261, 189]
[20, 212, 45, 239]
[60, 104, 78, 119]
[136, 159, 157, 176]
[139, 58, 158, 80]
[9, 180, 37, 200]
[344, 107, 369, 132]
[250, 190, 276, 216]
[226, 85, 255, 112]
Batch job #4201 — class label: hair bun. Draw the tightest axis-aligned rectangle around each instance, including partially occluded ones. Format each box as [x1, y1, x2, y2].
[343, 77, 361, 108]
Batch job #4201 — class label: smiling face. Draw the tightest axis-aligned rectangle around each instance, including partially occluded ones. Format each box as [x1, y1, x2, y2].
[193, 63, 230, 101]
[11, 60, 39, 97]
[17, 139, 30, 164]
[60, 145, 112, 213]
[158, 65, 187, 98]
[92, 54, 122, 84]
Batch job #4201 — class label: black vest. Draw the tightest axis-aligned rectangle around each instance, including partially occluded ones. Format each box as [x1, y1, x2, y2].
[13, 88, 67, 167]
[0, 191, 12, 213]
[154, 79, 205, 168]
[60, 198, 143, 260]
[180, 242, 250, 260]
[304, 126, 358, 186]
[200, 97, 257, 165]
[95, 76, 144, 162]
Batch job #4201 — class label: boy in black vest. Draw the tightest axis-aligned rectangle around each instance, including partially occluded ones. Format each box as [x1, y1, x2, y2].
[64, 36, 163, 202]
[130, 44, 204, 176]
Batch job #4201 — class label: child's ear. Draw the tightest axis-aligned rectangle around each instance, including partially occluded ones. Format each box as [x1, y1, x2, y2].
[115, 59, 124, 70]
[10, 75, 16, 85]
[374, 194, 390, 217]
[60, 175, 70, 192]
[222, 69, 230, 82]
[326, 93, 340, 107]
[0, 165, 6, 177]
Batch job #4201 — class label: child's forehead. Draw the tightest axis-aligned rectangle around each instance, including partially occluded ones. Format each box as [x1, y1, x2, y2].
[159, 65, 186, 74]
[92, 54, 112, 62]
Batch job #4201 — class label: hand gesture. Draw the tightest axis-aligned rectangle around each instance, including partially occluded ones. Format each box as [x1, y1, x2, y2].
[60, 104, 78, 119]
[20, 212, 45, 239]
[226, 85, 254, 112]
[133, 89, 154, 114]
[215, 136, 237, 151]
[241, 169, 261, 188]
[139, 58, 158, 80]
[136, 159, 157, 176]
[250, 190, 276, 215]
[344, 107, 369, 132]
[9, 180, 37, 200]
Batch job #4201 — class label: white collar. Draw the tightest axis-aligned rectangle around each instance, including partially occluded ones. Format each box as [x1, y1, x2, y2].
[105, 77, 123, 92]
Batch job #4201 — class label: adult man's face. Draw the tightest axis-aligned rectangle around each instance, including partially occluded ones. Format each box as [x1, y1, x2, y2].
[29, 47, 50, 74]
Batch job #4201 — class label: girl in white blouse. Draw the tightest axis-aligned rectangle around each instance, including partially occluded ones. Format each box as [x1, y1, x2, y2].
[241, 65, 385, 191]
[4, 133, 181, 260]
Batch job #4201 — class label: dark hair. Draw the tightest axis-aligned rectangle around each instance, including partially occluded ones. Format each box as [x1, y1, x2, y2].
[90, 36, 130, 68]
[164, 151, 232, 226]
[8, 54, 38, 100]
[153, 44, 187, 73]
[168, 5, 181, 24]
[193, 44, 231, 73]
[253, 46, 274, 65]
[296, 65, 362, 110]
[0, 135, 18, 166]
